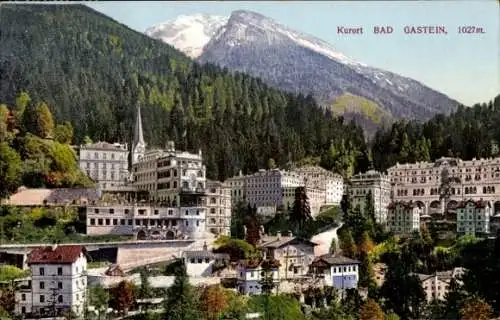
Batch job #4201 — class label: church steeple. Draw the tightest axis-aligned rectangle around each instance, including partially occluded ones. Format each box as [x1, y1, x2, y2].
[133, 104, 145, 147]
[132, 104, 146, 164]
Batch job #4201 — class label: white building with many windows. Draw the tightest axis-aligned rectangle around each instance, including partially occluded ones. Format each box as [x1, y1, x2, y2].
[86, 203, 206, 240]
[205, 180, 232, 236]
[348, 170, 391, 224]
[15, 245, 87, 318]
[245, 169, 304, 208]
[292, 166, 344, 205]
[226, 171, 247, 204]
[76, 142, 129, 190]
[388, 157, 500, 216]
[387, 201, 421, 235]
[456, 199, 492, 236]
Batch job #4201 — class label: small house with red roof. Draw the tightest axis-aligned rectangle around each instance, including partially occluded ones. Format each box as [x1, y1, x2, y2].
[14, 245, 88, 318]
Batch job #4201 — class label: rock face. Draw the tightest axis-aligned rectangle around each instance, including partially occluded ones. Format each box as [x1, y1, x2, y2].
[146, 10, 460, 131]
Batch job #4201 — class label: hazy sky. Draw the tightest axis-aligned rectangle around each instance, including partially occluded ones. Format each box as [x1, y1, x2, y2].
[85, 1, 499, 105]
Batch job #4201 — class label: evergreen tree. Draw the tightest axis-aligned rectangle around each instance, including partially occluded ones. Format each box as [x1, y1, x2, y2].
[163, 263, 201, 320]
[138, 269, 153, 299]
[290, 187, 312, 234]
[0, 143, 22, 200]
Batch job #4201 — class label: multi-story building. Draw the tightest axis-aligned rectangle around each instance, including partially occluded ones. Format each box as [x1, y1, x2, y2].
[15, 245, 87, 318]
[293, 166, 344, 205]
[245, 169, 304, 208]
[236, 259, 280, 295]
[259, 233, 317, 280]
[76, 142, 129, 190]
[86, 203, 206, 239]
[388, 157, 500, 216]
[456, 199, 492, 236]
[129, 107, 208, 238]
[417, 267, 465, 302]
[349, 170, 391, 224]
[205, 180, 232, 236]
[226, 171, 247, 204]
[310, 254, 360, 290]
[387, 201, 421, 235]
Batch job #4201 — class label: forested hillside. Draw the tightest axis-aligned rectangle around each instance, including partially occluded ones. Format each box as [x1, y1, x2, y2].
[0, 4, 370, 181]
[372, 95, 500, 170]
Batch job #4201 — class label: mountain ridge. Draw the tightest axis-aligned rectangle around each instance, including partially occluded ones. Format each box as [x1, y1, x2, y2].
[146, 10, 461, 131]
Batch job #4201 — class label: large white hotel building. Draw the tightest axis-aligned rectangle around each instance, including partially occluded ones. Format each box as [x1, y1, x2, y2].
[225, 165, 344, 217]
[388, 157, 500, 215]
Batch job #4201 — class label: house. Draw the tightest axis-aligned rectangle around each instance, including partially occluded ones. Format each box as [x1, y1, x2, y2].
[182, 248, 230, 277]
[456, 199, 492, 237]
[259, 233, 317, 279]
[417, 267, 465, 302]
[15, 245, 88, 318]
[236, 259, 280, 295]
[309, 254, 360, 290]
[387, 201, 420, 235]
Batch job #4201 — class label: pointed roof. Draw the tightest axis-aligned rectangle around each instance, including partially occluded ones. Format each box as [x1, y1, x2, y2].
[133, 105, 145, 147]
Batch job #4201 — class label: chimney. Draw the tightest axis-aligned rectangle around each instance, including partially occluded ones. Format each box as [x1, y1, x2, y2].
[276, 231, 281, 240]
[203, 241, 208, 251]
[51, 243, 58, 251]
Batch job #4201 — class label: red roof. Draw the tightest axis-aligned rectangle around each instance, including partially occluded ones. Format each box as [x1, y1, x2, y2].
[456, 199, 490, 209]
[28, 245, 85, 265]
[387, 200, 417, 210]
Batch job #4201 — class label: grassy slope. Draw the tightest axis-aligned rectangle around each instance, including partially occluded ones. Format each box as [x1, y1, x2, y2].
[330, 93, 393, 125]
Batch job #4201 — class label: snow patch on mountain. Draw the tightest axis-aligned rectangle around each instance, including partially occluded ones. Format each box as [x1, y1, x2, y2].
[145, 14, 228, 58]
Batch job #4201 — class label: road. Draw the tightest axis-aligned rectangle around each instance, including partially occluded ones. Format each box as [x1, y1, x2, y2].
[310, 222, 344, 256]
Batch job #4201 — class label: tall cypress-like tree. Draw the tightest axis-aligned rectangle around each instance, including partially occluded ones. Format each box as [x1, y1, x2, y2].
[163, 263, 201, 320]
[290, 187, 312, 233]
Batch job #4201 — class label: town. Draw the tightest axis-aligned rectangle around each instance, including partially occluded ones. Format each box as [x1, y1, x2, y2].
[0, 104, 499, 320]
[0, 2, 498, 320]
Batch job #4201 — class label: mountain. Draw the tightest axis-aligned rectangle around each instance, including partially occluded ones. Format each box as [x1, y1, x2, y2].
[0, 4, 371, 181]
[146, 10, 461, 132]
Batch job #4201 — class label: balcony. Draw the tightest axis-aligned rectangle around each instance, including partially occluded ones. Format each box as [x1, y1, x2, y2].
[180, 187, 206, 195]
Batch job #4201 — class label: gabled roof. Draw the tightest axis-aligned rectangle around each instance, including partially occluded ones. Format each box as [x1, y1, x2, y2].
[387, 200, 417, 209]
[456, 199, 490, 209]
[28, 245, 86, 265]
[310, 254, 360, 267]
[260, 236, 317, 249]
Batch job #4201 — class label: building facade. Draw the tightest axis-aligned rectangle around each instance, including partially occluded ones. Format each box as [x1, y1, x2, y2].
[226, 171, 247, 204]
[236, 260, 280, 295]
[259, 234, 317, 280]
[86, 203, 206, 239]
[292, 166, 344, 205]
[387, 201, 421, 235]
[182, 249, 230, 277]
[310, 254, 360, 290]
[244, 169, 304, 208]
[456, 199, 492, 236]
[205, 180, 232, 236]
[349, 170, 391, 224]
[283, 186, 325, 217]
[76, 142, 129, 190]
[388, 157, 500, 216]
[15, 245, 87, 318]
[417, 268, 465, 302]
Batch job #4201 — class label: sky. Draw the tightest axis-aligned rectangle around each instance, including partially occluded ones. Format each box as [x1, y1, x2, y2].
[85, 1, 499, 106]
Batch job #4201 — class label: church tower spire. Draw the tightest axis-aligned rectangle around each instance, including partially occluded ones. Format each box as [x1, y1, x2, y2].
[132, 104, 146, 164]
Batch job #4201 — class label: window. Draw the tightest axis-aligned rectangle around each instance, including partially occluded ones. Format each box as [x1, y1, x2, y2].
[58, 282, 63, 289]
[57, 267, 63, 275]
[190, 258, 195, 264]
[90, 218, 95, 225]
[58, 295, 63, 303]
[40, 295, 45, 303]
[39, 268, 45, 276]
[21, 293, 26, 301]
[109, 208, 114, 214]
